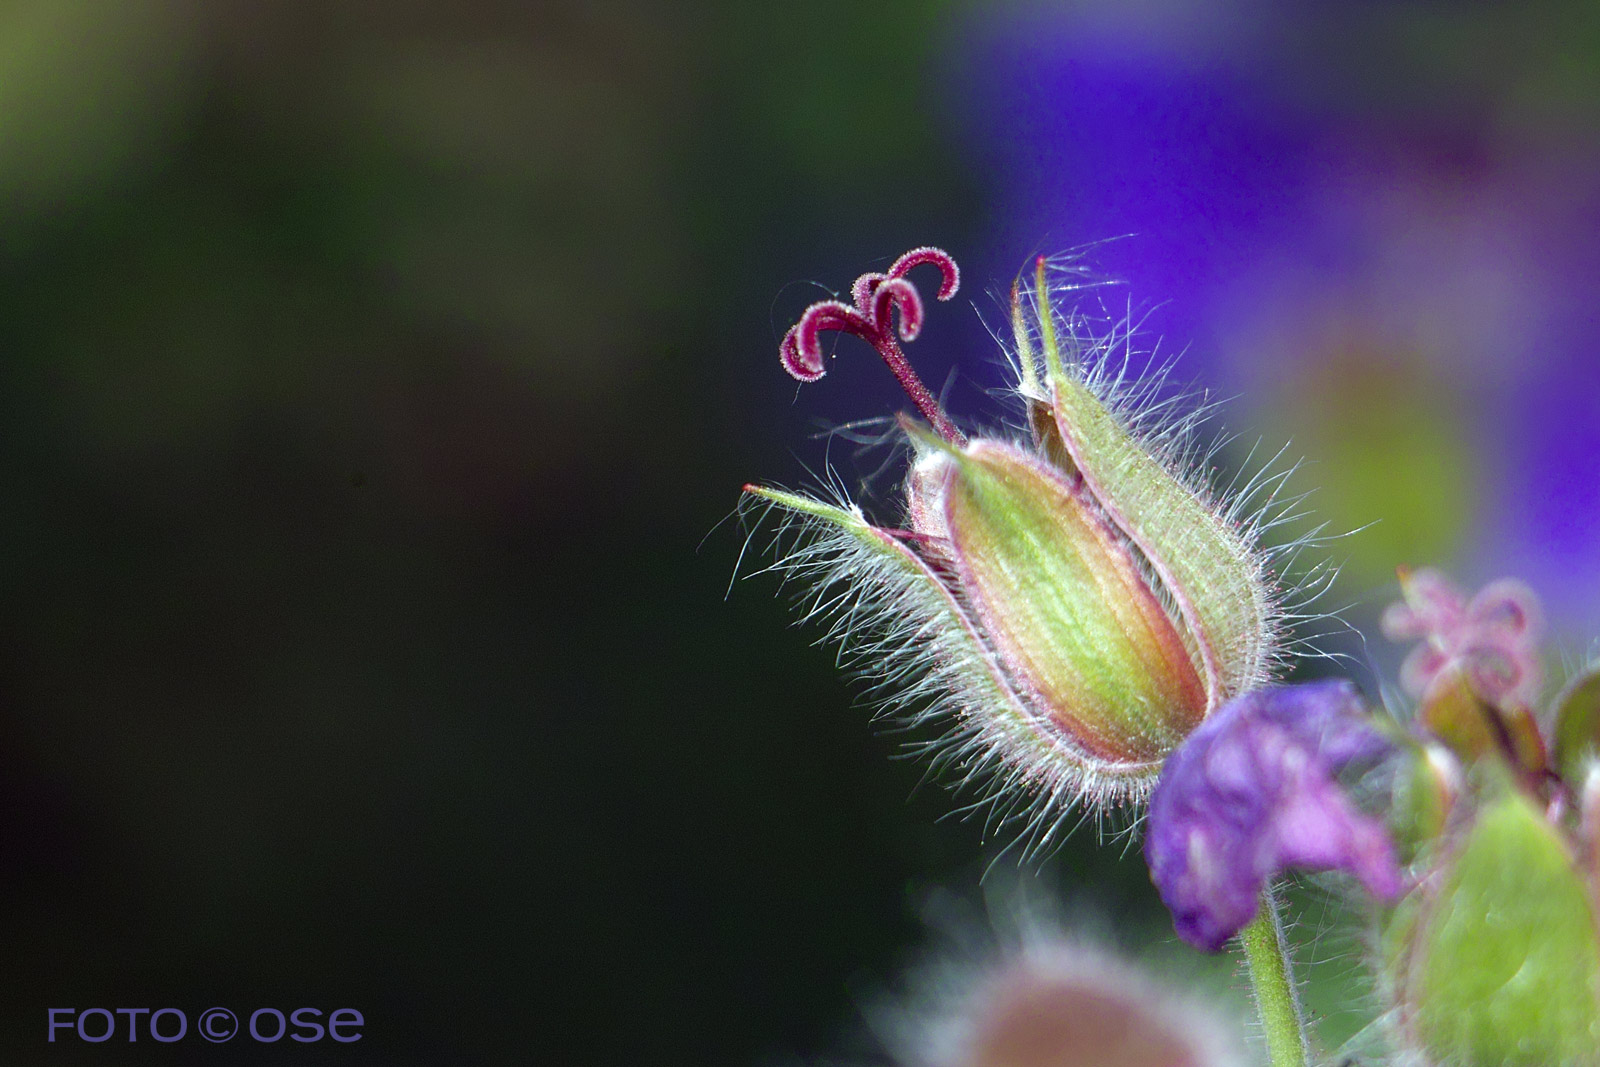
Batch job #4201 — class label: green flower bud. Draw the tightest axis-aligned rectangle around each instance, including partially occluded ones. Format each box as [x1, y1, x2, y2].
[1386, 741, 1460, 864]
[914, 433, 1207, 765]
[743, 250, 1296, 826]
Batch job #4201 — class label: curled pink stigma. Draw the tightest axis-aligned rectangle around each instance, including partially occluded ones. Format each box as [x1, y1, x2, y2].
[887, 245, 960, 299]
[777, 246, 964, 444]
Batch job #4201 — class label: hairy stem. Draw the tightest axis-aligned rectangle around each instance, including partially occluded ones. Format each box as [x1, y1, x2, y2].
[873, 337, 964, 445]
[1239, 885, 1308, 1067]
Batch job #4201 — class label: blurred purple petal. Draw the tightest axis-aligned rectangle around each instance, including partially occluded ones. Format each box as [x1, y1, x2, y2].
[959, 7, 1600, 637]
[1144, 680, 1401, 951]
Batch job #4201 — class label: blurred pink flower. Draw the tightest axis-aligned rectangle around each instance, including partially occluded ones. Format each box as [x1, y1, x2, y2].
[1380, 567, 1543, 707]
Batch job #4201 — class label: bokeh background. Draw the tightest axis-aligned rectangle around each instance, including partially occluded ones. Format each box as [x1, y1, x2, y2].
[2, 2, 1596, 1063]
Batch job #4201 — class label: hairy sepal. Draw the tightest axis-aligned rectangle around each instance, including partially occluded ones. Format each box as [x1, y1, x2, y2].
[741, 485, 1163, 819]
[1045, 370, 1274, 708]
[1017, 258, 1278, 706]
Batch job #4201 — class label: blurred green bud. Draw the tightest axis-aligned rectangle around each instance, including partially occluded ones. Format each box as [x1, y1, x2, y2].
[1386, 741, 1459, 864]
[1553, 664, 1600, 786]
[1386, 771, 1600, 1066]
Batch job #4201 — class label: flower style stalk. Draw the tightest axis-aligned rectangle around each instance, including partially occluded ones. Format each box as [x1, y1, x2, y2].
[779, 246, 965, 445]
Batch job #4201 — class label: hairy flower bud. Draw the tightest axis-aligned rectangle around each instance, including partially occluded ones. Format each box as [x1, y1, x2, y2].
[912, 432, 1207, 764]
[742, 250, 1297, 830]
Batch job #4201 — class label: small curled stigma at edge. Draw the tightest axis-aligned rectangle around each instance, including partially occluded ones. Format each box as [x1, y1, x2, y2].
[779, 247, 964, 444]
[1380, 567, 1544, 706]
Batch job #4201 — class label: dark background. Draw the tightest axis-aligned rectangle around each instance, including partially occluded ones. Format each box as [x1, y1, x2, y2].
[4, 3, 1598, 1064]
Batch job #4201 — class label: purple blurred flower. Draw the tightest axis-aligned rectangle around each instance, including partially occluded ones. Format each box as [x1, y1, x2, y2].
[1144, 679, 1401, 951]
[956, 6, 1600, 635]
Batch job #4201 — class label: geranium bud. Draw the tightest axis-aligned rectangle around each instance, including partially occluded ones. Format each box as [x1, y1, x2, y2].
[911, 429, 1206, 764]
[1143, 680, 1401, 951]
[742, 249, 1294, 827]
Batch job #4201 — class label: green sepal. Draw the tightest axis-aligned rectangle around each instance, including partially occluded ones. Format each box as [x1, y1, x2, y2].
[1029, 264, 1270, 705]
[929, 436, 1207, 764]
[742, 482, 1071, 773]
[741, 485, 934, 589]
[1553, 665, 1600, 787]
